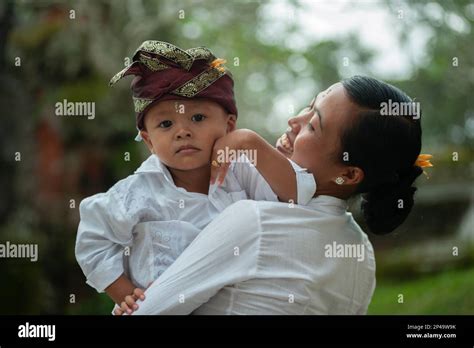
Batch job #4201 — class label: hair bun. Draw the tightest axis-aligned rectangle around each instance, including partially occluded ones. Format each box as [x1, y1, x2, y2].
[361, 166, 423, 235]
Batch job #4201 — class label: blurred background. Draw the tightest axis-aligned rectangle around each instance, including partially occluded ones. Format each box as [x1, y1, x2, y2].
[0, 0, 473, 314]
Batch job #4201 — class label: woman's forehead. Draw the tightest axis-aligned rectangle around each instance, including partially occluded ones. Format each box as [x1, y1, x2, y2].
[318, 82, 341, 101]
[316, 83, 357, 126]
[309, 82, 341, 107]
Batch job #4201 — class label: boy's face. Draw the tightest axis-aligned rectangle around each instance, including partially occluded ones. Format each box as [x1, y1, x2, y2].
[140, 99, 236, 171]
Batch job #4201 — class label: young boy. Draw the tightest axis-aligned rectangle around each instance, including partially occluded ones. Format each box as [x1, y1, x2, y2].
[75, 41, 316, 314]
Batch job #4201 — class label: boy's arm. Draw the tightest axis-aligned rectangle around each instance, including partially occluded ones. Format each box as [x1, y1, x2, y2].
[229, 155, 279, 202]
[211, 129, 313, 204]
[75, 190, 138, 296]
[105, 274, 137, 305]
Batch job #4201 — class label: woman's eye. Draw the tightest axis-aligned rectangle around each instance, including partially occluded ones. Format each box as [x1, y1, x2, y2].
[307, 122, 315, 131]
[191, 114, 206, 122]
[159, 120, 173, 128]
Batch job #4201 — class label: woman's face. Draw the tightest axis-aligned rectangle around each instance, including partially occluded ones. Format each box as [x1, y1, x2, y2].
[277, 82, 362, 194]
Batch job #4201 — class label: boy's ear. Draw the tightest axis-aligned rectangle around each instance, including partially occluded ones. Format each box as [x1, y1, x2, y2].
[226, 114, 237, 133]
[140, 130, 154, 154]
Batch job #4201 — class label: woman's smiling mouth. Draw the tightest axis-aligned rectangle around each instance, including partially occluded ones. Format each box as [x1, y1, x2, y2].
[281, 132, 294, 150]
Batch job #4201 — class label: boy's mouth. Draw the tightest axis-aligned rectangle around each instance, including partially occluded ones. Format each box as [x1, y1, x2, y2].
[176, 144, 201, 154]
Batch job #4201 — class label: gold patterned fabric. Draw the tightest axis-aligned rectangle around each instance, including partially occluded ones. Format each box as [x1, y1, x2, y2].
[134, 40, 194, 70]
[138, 54, 169, 72]
[109, 40, 237, 129]
[172, 67, 227, 98]
[133, 97, 154, 113]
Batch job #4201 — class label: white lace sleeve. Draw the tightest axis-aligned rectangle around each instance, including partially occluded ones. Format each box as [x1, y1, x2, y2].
[75, 184, 139, 293]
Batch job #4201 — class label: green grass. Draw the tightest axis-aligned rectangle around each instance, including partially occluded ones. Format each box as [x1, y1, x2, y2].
[368, 267, 474, 314]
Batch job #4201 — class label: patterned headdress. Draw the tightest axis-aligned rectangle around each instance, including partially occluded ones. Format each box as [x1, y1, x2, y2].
[110, 40, 237, 131]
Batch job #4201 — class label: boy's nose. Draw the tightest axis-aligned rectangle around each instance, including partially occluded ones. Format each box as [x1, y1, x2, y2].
[175, 128, 192, 139]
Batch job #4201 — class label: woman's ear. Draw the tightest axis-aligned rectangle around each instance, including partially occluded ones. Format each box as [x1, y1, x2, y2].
[226, 114, 237, 133]
[340, 166, 364, 186]
[140, 130, 154, 154]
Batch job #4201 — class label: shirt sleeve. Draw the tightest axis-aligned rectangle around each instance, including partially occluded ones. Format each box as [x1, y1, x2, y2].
[75, 187, 138, 293]
[230, 155, 278, 202]
[231, 155, 316, 205]
[132, 200, 261, 315]
[287, 159, 317, 206]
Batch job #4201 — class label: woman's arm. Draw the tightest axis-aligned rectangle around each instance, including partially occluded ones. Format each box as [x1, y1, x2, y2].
[132, 200, 261, 315]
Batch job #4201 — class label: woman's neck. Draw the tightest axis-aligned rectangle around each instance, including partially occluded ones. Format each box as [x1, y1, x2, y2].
[168, 165, 211, 194]
[315, 184, 352, 200]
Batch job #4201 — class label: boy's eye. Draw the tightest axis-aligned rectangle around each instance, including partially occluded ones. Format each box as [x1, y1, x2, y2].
[159, 120, 173, 128]
[307, 122, 315, 131]
[191, 114, 206, 122]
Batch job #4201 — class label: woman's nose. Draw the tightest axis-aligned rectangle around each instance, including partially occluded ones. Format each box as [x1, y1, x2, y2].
[289, 111, 313, 133]
[288, 116, 302, 134]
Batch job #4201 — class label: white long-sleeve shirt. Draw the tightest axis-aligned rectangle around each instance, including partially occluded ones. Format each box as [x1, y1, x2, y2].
[132, 197, 376, 315]
[75, 154, 316, 293]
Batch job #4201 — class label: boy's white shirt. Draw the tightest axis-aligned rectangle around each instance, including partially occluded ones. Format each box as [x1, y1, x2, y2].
[75, 154, 316, 293]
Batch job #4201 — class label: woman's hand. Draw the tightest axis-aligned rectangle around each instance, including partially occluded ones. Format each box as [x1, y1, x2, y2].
[210, 129, 256, 186]
[113, 287, 146, 316]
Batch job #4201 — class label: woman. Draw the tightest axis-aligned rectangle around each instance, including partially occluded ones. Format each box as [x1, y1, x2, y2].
[128, 75, 424, 315]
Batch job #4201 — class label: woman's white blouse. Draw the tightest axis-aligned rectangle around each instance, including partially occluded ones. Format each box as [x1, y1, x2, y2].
[75, 154, 316, 293]
[132, 196, 376, 315]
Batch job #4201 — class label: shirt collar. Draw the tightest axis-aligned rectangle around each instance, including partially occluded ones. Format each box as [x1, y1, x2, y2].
[134, 155, 226, 196]
[306, 195, 348, 215]
[134, 154, 176, 185]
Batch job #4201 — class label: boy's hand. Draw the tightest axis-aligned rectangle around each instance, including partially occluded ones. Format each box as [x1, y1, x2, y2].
[210, 129, 256, 186]
[114, 288, 146, 316]
[275, 133, 293, 158]
[212, 128, 298, 203]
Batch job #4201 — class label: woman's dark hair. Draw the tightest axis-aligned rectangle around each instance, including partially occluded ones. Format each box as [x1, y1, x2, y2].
[340, 75, 423, 235]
